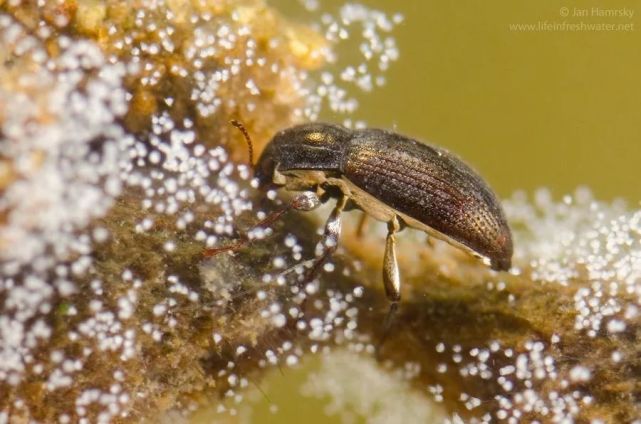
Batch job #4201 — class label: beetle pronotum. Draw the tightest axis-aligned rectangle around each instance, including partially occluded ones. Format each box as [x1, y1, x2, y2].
[224, 121, 513, 306]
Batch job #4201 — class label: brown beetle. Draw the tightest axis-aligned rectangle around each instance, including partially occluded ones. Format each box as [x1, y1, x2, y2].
[249, 122, 513, 304]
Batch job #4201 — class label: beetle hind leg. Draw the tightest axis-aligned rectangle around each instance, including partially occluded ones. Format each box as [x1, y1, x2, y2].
[376, 301, 399, 359]
[376, 215, 403, 356]
[382, 215, 402, 302]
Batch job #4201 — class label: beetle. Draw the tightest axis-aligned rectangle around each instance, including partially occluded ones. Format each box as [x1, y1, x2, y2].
[231, 121, 513, 304]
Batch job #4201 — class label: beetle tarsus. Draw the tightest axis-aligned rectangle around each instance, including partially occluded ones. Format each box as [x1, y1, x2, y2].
[376, 301, 399, 359]
[203, 241, 247, 257]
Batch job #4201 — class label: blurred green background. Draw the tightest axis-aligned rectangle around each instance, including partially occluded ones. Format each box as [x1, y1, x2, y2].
[287, 0, 641, 203]
[352, 1, 641, 203]
[198, 0, 641, 422]
[361, 0, 641, 206]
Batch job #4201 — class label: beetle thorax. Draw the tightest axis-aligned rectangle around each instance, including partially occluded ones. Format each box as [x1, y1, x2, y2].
[274, 168, 328, 191]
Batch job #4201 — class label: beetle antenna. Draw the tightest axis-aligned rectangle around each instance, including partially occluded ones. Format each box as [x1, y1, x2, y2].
[230, 119, 254, 166]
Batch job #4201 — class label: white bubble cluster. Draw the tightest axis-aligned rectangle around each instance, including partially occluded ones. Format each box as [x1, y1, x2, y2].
[5, 1, 638, 422]
[306, 188, 641, 423]
[508, 188, 641, 337]
[0, 2, 402, 421]
[0, 22, 127, 268]
[460, 188, 641, 422]
[302, 351, 447, 423]
[302, 3, 403, 121]
[0, 22, 128, 401]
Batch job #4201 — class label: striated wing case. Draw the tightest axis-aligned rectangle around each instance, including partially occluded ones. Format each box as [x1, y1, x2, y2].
[342, 129, 513, 270]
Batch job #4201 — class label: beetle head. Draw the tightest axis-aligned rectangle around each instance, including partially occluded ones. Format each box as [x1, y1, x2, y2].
[255, 123, 351, 187]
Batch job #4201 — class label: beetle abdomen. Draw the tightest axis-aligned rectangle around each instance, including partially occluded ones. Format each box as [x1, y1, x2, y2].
[343, 129, 513, 271]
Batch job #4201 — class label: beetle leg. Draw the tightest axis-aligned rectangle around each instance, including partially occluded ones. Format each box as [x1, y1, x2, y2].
[376, 301, 399, 359]
[203, 192, 322, 257]
[356, 213, 369, 238]
[425, 234, 435, 248]
[376, 216, 403, 357]
[383, 215, 401, 302]
[303, 193, 347, 282]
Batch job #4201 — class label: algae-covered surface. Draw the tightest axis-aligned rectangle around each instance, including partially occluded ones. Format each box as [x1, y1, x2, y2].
[1, 1, 641, 423]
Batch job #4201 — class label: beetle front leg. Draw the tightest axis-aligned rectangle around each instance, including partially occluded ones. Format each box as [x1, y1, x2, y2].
[383, 215, 401, 302]
[254, 191, 322, 229]
[203, 191, 322, 257]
